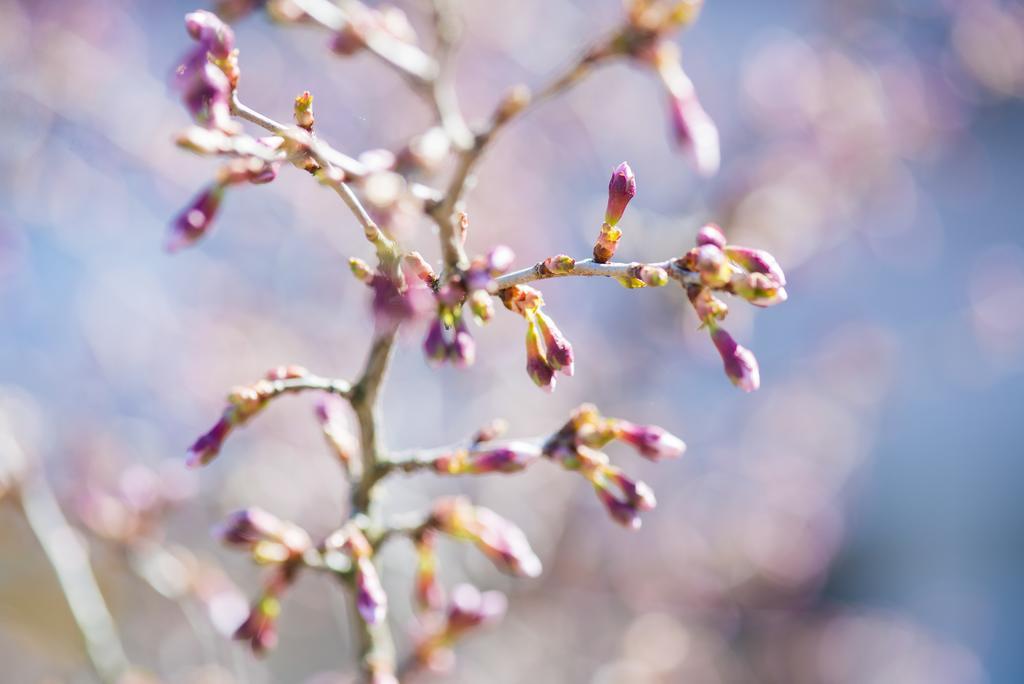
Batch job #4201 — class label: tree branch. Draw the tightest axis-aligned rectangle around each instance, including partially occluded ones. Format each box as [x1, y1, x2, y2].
[17, 467, 130, 684]
[494, 257, 701, 290]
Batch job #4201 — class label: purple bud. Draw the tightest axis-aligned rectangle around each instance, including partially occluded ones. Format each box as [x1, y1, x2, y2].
[725, 246, 787, 287]
[525, 321, 556, 392]
[355, 557, 387, 625]
[535, 312, 574, 377]
[423, 317, 448, 366]
[448, 317, 476, 368]
[185, 10, 235, 59]
[181, 62, 233, 130]
[471, 507, 543, 578]
[669, 95, 720, 177]
[186, 414, 232, 468]
[446, 584, 507, 635]
[605, 161, 637, 226]
[615, 422, 686, 461]
[168, 183, 225, 252]
[234, 595, 280, 655]
[214, 508, 283, 547]
[710, 326, 760, 392]
[696, 223, 727, 249]
[465, 442, 541, 474]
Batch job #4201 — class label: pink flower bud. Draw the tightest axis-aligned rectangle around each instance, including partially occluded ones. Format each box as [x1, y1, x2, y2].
[423, 317, 448, 366]
[696, 223, 727, 249]
[446, 584, 507, 635]
[693, 244, 732, 288]
[525, 320, 556, 392]
[293, 90, 314, 130]
[448, 317, 476, 368]
[535, 312, 574, 377]
[414, 532, 444, 613]
[463, 442, 541, 474]
[542, 254, 576, 275]
[732, 272, 788, 307]
[403, 252, 437, 285]
[431, 497, 542, 578]
[185, 10, 235, 59]
[468, 289, 494, 324]
[168, 183, 225, 252]
[669, 94, 720, 177]
[234, 594, 280, 655]
[215, 508, 284, 548]
[615, 421, 686, 461]
[186, 415, 232, 468]
[605, 161, 637, 226]
[710, 326, 760, 392]
[355, 557, 387, 625]
[181, 62, 233, 130]
[725, 246, 787, 287]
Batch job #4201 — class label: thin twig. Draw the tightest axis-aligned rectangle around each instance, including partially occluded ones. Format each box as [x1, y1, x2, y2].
[494, 257, 701, 290]
[17, 467, 130, 684]
[291, 0, 438, 87]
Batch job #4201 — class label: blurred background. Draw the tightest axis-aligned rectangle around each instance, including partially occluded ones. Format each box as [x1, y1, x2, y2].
[2, 0, 1023, 681]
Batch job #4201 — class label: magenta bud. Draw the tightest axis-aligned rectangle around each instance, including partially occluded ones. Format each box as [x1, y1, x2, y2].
[470, 507, 543, 578]
[446, 584, 507, 635]
[710, 326, 760, 392]
[186, 415, 232, 467]
[605, 161, 637, 226]
[448, 317, 476, 368]
[696, 223, 727, 249]
[615, 422, 686, 461]
[215, 508, 283, 547]
[725, 246, 787, 287]
[525, 321, 556, 392]
[535, 312, 574, 377]
[185, 10, 235, 59]
[182, 62, 233, 130]
[234, 595, 280, 655]
[465, 442, 541, 474]
[168, 183, 225, 252]
[423, 318, 448, 366]
[669, 95, 720, 177]
[355, 557, 387, 625]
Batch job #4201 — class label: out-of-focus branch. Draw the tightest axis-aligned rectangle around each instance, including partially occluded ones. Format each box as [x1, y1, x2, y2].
[229, 92, 443, 203]
[17, 467, 129, 684]
[427, 34, 621, 270]
[291, 0, 438, 87]
[429, 0, 473, 150]
[495, 257, 701, 290]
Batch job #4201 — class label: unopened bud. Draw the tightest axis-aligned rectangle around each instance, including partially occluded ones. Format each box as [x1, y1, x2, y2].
[525, 320, 556, 392]
[593, 222, 622, 264]
[709, 325, 760, 392]
[404, 252, 437, 286]
[349, 257, 374, 284]
[293, 90, 314, 130]
[614, 421, 686, 461]
[535, 312, 574, 377]
[696, 223, 727, 249]
[605, 161, 637, 226]
[468, 289, 494, 324]
[167, 183, 225, 252]
[542, 254, 576, 275]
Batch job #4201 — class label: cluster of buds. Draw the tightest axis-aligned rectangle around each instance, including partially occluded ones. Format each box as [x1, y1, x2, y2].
[424, 246, 514, 368]
[174, 11, 238, 132]
[543, 404, 685, 528]
[411, 583, 507, 674]
[501, 285, 575, 392]
[426, 496, 542, 578]
[187, 365, 308, 467]
[677, 224, 787, 391]
[74, 460, 197, 545]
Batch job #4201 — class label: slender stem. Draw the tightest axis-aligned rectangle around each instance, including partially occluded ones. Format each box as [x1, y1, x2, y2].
[17, 468, 130, 684]
[429, 0, 474, 150]
[291, 0, 438, 87]
[494, 257, 701, 290]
